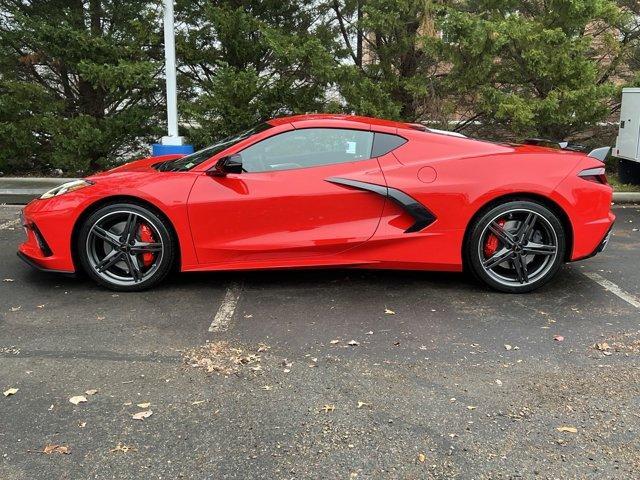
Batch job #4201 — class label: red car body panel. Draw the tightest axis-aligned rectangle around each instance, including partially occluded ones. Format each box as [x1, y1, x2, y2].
[18, 114, 614, 277]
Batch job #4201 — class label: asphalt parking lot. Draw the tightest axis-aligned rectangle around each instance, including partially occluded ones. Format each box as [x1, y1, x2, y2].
[1, 204, 640, 479]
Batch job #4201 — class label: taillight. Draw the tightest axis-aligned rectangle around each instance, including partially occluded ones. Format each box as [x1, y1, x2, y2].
[578, 167, 608, 185]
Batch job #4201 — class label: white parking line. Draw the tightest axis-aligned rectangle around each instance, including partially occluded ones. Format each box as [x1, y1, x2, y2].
[0, 218, 20, 230]
[208, 283, 243, 332]
[583, 272, 640, 309]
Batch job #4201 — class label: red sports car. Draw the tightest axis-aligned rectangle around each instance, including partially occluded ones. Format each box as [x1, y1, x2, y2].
[18, 114, 614, 293]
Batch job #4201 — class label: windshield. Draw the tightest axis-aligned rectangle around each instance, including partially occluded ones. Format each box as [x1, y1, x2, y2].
[154, 123, 273, 172]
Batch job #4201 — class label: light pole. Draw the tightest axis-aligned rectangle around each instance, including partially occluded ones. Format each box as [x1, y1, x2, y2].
[152, 0, 193, 156]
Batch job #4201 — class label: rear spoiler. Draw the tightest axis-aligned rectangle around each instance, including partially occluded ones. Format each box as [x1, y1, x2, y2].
[523, 138, 587, 152]
[523, 138, 610, 162]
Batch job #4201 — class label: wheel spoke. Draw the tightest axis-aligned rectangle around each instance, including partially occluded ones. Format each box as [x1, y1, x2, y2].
[522, 242, 556, 256]
[95, 250, 122, 273]
[130, 241, 162, 253]
[488, 221, 515, 247]
[123, 213, 138, 243]
[511, 254, 529, 284]
[91, 225, 120, 247]
[482, 247, 513, 270]
[516, 212, 537, 242]
[123, 253, 143, 282]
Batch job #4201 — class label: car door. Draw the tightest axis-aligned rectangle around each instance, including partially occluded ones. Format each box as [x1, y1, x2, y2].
[187, 127, 387, 265]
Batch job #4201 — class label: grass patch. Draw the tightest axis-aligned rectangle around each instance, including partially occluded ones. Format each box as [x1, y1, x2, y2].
[608, 175, 640, 193]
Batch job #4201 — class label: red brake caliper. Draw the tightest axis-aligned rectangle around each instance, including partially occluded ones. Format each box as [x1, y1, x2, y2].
[484, 219, 506, 258]
[138, 223, 155, 267]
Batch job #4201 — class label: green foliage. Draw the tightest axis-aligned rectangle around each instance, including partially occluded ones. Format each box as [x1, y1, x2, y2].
[175, 0, 337, 148]
[0, 0, 163, 174]
[0, 0, 639, 174]
[443, 0, 626, 138]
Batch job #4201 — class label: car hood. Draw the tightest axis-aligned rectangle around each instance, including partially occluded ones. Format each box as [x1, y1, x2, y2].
[87, 154, 187, 180]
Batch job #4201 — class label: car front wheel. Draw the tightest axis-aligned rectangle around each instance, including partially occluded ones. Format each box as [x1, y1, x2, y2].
[467, 200, 566, 293]
[77, 202, 175, 291]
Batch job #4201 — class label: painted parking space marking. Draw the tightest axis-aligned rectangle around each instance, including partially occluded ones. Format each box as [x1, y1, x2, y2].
[583, 272, 640, 309]
[208, 283, 243, 332]
[0, 218, 20, 230]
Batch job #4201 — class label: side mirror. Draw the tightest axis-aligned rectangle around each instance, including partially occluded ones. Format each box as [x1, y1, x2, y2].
[207, 154, 243, 177]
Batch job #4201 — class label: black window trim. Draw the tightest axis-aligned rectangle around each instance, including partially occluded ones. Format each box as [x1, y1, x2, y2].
[371, 131, 408, 158]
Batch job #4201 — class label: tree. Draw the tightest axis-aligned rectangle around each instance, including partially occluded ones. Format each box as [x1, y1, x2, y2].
[443, 0, 627, 139]
[325, 0, 453, 123]
[175, 0, 338, 147]
[0, 0, 163, 174]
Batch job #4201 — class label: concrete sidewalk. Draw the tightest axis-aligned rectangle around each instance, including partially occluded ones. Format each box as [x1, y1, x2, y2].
[0, 177, 75, 204]
[1, 176, 640, 204]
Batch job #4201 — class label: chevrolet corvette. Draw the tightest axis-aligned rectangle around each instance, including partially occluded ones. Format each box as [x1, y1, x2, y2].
[18, 114, 614, 292]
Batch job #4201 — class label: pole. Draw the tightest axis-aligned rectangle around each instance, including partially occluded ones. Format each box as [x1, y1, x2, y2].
[153, 0, 192, 155]
[163, 0, 179, 141]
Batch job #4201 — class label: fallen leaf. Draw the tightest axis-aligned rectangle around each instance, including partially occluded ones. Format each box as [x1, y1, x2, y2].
[594, 342, 610, 351]
[556, 426, 578, 433]
[554, 335, 564, 342]
[85, 389, 98, 396]
[384, 307, 396, 315]
[418, 453, 426, 463]
[43, 444, 70, 454]
[78, 421, 86, 428]
[347, 340, 360, 346]
[110, 442, 137, 453]
[136, 402, 151, 409]
[329, 339, 340, 344]
[132, 410, 153, 420]
[69, 395, 87, 405]
[319, 404, 335, 413]
[3, 387, 18, 397]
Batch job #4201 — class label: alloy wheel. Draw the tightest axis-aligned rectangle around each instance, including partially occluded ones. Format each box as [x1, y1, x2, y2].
[478, 208, 558, 287]
[85, 210, 164, 287]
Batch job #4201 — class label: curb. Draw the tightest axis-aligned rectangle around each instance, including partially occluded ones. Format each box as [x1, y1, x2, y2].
[611, 192, 640, 204]
[0, 178, 75, 204]
[1, 177, 640, 205]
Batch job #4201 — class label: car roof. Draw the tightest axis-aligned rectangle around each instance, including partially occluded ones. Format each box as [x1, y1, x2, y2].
[267, 114, 415, 130]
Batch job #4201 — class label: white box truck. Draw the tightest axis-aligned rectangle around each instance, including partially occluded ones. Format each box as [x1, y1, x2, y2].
[614, 88, 640, 183]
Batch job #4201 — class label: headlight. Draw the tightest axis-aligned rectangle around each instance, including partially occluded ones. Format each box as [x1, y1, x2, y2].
[40, 179, 94, 199]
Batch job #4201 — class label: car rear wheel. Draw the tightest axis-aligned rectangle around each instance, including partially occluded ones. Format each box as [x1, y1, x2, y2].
[77, 203, 175, 291]
[467, 200, 566, 293]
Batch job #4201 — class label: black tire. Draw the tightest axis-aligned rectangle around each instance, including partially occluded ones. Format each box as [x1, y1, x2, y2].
[76, 202, 176, 291]
[466, 200, 566, 293]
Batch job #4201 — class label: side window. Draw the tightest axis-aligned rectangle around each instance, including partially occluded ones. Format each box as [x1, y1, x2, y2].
[240, 128, 374, 173]
[371, 132, 407, 157]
